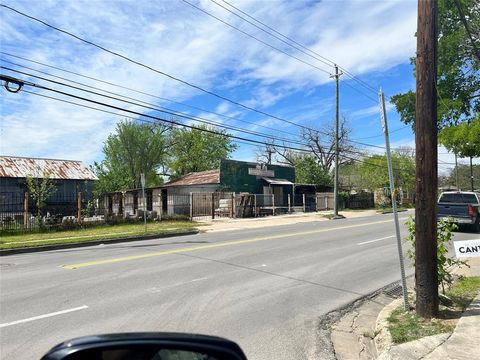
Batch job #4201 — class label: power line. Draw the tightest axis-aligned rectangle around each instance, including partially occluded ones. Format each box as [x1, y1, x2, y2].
[0, 6, 387, 145]
[0, 4, 326, 133]
[0, 53, 387, 149]
[3, 74, 403, 171]
[0, 52, 304, 140]
[1, 73, 316, 152]
[19, 89, 279, 151]
[210, 0, 381, 97]
[181, 0, 332, 75]
[185, 0, 378, 104]
[1, 64, 312, 147]
[352, 125, 410, 140]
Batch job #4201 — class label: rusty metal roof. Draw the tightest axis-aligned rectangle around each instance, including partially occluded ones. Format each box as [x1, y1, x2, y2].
[164, 169, 220, 187]
[0, 156, 98, 180]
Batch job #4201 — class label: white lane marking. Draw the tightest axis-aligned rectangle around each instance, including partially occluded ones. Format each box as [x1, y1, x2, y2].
[0, 305, 88, 328]
[191, 277, 208, 282]
[357, 235, 395, 246]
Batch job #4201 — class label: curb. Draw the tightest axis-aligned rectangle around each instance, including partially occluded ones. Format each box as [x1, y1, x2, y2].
[378, 209, 410, 214]
[316, 278, 411, 360]
[0, 230, 199, 256]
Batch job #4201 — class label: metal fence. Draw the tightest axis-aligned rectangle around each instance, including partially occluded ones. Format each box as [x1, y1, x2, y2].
[0, 191, 97, 233]
[2, 190, 373, 232]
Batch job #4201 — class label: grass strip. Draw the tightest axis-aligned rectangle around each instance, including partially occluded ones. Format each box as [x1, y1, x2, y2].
[387, 276, 480, 344]
[0, 221, 197, 249]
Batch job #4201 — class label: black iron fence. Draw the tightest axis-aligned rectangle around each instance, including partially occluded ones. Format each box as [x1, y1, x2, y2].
[0, 191, 97, 233]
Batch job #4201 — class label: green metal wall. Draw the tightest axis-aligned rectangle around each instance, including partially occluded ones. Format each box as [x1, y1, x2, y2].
[219, 159, 295, 193]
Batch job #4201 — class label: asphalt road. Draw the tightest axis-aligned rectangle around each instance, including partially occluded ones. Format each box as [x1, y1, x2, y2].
[1, 212, 478, 360]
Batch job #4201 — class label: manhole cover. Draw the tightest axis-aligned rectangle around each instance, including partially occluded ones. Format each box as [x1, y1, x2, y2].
[383, 284, 403, 298]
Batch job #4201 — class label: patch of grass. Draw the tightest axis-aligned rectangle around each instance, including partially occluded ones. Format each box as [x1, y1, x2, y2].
[445, 276, 480, 311]
[377, 207, 409, 213]
[0, 221, 197, 249]
[387, 307, 454, 344]
[387, 276, 480, 344]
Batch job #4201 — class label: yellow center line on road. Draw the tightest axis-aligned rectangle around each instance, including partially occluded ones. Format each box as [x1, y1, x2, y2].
[63, 218, 407, 270]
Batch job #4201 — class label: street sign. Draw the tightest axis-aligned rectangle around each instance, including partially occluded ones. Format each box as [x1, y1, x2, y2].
[454, 239, 480, 258]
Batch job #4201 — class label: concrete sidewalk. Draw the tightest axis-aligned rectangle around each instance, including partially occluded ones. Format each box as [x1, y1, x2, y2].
[199, 209, 382, 232]
[330, 257, 480, 360]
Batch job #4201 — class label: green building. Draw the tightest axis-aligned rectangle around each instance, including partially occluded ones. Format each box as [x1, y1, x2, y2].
[163, 159, 296, 206]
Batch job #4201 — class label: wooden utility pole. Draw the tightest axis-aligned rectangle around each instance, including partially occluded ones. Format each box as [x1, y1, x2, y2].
[415, 0, 438, 318]
[331, 65, 343, 218]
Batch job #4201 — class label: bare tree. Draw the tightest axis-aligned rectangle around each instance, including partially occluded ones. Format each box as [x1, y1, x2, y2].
[394, 145, 415, 158]
[255, 143, 276, 165]
[299, 116, 354, 173]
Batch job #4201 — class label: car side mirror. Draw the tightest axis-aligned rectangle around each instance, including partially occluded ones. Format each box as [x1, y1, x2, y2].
[40, 332, 248, 360]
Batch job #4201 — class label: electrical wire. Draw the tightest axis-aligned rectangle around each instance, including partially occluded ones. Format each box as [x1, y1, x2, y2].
[184, 0, 379, 103]
[212, 0, 381, 96]
[0, 56, 391, 150]
[1, 65, 313, 147]
[2, 73, 407, 171]
[1, 74, 316, 151]
[0, 4, 328, 134]
[19, 89, 277, 151]
[0, 52, 305, 140]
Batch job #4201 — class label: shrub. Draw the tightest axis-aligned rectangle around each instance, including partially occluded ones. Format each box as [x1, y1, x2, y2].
[404, 216, 469, 294]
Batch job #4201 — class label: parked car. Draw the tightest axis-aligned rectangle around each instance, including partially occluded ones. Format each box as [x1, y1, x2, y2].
[437, 191, 480, 232]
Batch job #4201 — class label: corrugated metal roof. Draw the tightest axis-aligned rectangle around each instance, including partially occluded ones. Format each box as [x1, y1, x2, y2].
[0, 156, 98, 180]
[164, 169, 220, 187]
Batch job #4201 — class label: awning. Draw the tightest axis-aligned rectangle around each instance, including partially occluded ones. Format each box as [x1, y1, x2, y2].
[262, 177, 294, 185]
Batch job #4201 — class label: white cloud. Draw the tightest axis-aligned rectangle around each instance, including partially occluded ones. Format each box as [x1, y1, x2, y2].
[0, 0, 418, 165]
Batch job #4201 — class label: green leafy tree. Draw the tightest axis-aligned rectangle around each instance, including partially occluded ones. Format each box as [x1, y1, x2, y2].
[445, 164, 480, 190]
[439, 118, 480, 158]
[26, 172, 57, 229]
[391, 0, 480, 128]
[344, 154, 416, 193]
[93, 120, 168, 194]
[168, 125, 237, 178]
[294, 155, 333, 186]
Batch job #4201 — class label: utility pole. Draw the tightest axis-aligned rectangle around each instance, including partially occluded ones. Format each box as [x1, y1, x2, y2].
[331, 64, 344, 219]
[470, 156, 474, 191]
[415, 0, 438, 318]
[455, 153, 459, 190]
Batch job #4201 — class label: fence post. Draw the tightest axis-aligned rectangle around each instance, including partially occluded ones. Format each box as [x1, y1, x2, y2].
[231, 192, 235, 218]
[189, 192, 193, 220]
[288, 194, 291, 213]
[211, 193, 215, 220]
[325, 195, 329, 210]
[315, 194, 318, 211]
[159, 193, 162, 221]
[272, 194, 275, 216]
[23, 191, 29, 230]
[254, 194, 257, 217]
[77, 192, 82, 224]
[303, 194, 306, 212]
[122, 192, 126, 219]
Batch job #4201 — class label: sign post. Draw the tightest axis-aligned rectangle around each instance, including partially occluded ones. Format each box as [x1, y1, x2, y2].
[140, 173, 146, 234]
[379, 90, 410, 311]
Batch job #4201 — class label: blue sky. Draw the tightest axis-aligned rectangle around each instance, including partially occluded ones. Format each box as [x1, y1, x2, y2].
[0, 0, 469, 173]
